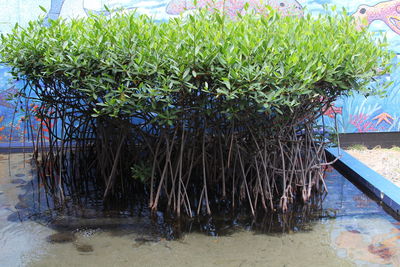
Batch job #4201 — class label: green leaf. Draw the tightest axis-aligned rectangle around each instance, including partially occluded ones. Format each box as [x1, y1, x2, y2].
[39, 5, 47, 13]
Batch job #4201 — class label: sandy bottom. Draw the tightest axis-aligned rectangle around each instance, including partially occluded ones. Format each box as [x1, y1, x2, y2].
[345, 147, 400, 186]
[28, 226, 354, 267]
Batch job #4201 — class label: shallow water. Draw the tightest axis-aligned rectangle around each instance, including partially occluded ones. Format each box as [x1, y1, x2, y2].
[1, 153, 400, 266]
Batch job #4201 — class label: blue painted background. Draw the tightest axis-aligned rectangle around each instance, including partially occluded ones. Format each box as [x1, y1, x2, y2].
[0, 0, 400, 143]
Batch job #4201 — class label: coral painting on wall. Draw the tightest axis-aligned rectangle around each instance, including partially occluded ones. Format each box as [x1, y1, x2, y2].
[319, 0, 400, 133]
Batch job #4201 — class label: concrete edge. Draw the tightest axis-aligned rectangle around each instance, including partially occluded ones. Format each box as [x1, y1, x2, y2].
[326, 147, 400, 214]
[339, 132, 400, 149]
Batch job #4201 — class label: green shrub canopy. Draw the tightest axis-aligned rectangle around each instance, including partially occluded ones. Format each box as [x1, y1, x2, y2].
[0, 10, 393, 123]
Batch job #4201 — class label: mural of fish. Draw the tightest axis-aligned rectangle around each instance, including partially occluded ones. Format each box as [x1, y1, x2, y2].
[165, 0, 304, 18]
[352, 0, 400, 35]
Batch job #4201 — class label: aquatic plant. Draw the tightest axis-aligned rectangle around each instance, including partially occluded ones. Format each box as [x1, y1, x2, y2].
[0, 9, 393, 216]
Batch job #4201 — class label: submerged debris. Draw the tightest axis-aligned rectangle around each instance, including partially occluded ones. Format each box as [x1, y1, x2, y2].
[75, 243, 94, 253]
[14, 202, 29, 210]
[133, 236, 161, 248]
[10, 179, 26, 184]
[47, 232, 76, 244]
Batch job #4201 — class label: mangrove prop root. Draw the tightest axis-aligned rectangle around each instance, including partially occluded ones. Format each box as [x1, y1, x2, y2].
[27, 90, 333, 216]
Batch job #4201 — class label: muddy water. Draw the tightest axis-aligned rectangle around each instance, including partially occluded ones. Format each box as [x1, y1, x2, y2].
[1, 153, 400, 266]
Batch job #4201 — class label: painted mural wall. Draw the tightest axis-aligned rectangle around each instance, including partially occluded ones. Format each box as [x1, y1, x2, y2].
[0, 0, 399, 143]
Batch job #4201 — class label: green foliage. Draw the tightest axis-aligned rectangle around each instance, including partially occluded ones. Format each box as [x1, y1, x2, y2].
[131, 162, 151, 184]
[0, 9, 393, 124]
[391, 146, 400, 152]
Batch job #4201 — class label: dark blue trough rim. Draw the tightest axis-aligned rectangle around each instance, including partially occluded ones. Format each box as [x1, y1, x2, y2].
[326, 147, 400, 215]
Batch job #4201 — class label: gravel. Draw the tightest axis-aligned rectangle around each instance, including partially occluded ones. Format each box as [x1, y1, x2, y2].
[345, 146, 400, 187]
